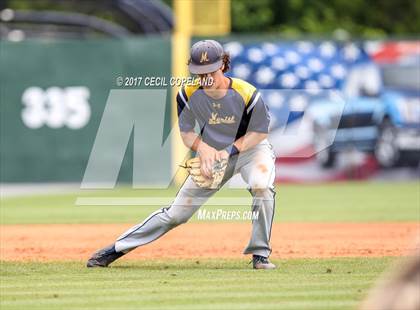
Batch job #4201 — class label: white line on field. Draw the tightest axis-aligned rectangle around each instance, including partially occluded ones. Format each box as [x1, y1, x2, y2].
[75, 197, 255, 206]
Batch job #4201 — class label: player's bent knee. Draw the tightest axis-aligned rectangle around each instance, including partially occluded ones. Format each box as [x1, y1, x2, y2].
[248, 181, 275, 198]
[248, 179, 273, 194]
[251, 188, 274, 198]
[248, 169, 274, 189]
[167, 214, 190, 226]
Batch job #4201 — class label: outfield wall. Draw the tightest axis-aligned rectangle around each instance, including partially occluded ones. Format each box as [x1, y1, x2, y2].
[0, 37, 172, 182]
[1, 37, 418, 184]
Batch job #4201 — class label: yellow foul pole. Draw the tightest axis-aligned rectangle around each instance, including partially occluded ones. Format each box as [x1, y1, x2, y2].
[171, 0, 231, 185]
[171, 0, 192, 185]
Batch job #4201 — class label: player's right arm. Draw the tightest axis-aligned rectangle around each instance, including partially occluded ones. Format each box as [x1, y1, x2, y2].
[176, 87, 218, 178]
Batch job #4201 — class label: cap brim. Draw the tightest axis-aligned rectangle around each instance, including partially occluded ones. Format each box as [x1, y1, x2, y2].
[188, 59, 223, 74]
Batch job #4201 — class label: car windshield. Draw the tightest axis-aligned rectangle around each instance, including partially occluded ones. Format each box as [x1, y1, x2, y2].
[382, 65, 420, 91]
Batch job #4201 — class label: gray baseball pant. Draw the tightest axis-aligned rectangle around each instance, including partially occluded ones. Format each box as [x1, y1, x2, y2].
[115, 140, 276, 257]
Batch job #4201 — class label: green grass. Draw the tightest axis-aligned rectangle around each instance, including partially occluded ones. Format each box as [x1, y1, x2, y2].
[1, 181, 419, 224]
[0, 182, 417, 309]
[0, 257, 394, 310]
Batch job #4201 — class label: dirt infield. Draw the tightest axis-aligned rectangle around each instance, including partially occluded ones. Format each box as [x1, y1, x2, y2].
[1, 222, 418, 261]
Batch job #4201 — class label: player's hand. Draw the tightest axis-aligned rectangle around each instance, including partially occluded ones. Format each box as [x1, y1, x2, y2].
[197, 142, 218, 178]
[216, 150, 230, 161]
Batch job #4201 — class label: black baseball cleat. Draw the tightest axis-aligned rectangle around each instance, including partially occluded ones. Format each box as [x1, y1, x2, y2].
[252, 255, 276, 270]
[86, 244, 124, 268]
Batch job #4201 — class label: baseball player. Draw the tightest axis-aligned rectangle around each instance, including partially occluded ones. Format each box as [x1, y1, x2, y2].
[87, 40, 276, 269]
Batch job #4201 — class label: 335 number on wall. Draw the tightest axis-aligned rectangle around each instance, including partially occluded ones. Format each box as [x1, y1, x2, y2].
[21, 87, 91, 129]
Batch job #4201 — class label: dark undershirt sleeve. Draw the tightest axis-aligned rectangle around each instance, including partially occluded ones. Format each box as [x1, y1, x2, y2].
[176, 91, 195, 132]
[247, 93, 270, 133]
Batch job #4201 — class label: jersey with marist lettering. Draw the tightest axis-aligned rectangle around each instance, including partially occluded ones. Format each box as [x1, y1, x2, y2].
[176, 77, 270, 150]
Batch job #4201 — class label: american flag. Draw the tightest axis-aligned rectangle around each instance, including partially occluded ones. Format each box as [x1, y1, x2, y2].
[224, 41, 371, 129]
[222, 40, 418, 183]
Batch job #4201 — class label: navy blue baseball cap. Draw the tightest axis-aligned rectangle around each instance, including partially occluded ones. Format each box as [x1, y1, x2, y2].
[188, 40, 224, 74]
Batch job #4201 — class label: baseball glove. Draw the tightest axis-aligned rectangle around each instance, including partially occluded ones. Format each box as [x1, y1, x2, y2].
[183, 157, 228, 189]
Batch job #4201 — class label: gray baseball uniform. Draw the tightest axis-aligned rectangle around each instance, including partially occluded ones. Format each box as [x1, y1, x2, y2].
[115, 77, 276, 258]
[115, 140, 275, 257]
[86, 40, 277, 269]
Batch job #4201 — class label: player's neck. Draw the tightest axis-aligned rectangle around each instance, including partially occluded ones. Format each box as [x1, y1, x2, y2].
[203, 76, 230, 99]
